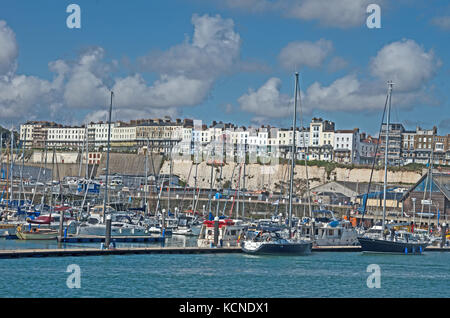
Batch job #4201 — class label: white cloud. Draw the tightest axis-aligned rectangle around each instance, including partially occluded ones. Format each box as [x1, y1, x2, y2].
[238, 77, 294, 119]
[303, 39, 442, 112]
[0, 21, 18, 76]
[302, 74, 422, 112]
[278, 39, 333, 70]
[0, 74, 55, 119]
[327, 56, 349, 72]
[0, 21, 65, 121]
[220, 0, 380, 28]
[0, 14, 243, 123]
[288, 0, 375, 28]
[369, 39, 441, 92]
[220, 0, 279, 13]
[431, 16, 450, 30]
[62, 47, 111, 109]
[239, 39, 442, 119]
[139, 14, 240, 80]
[66, 14, 239, 113]
[112, 74, 212, 109]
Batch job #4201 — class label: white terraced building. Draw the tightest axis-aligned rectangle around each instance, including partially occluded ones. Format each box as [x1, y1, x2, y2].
[21, 117, 435, 166]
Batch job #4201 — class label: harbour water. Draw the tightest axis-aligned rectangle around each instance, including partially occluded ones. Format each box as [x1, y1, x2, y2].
[0, 238, 448, 298]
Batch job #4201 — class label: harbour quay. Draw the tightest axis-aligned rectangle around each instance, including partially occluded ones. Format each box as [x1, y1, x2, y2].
[0, 245, 448, 259]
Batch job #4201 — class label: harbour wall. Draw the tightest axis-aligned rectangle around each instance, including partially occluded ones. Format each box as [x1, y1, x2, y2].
[160, 160, 425, 192]
[3, 152, 163, 179]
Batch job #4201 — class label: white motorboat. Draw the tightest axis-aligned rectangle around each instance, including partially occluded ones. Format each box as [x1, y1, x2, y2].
[77, 214, 150, 236]
[298, 218, 359, 246]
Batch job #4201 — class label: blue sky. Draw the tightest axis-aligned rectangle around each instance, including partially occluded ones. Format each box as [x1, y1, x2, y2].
[0, 0, 449, 136]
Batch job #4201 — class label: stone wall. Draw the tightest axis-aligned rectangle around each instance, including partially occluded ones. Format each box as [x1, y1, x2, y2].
[21, 152, 163, 179]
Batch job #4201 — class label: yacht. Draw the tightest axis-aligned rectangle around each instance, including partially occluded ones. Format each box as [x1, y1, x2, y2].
[77, 214, 150, 236]
[172, 215, 201, 236]
[241, 230, 312, 255]
[76, 205, 150, 236]
[240, 73, 311, 256]
[357, 82, 428, 254]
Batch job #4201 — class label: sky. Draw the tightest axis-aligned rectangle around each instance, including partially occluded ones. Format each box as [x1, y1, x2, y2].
[0, 0, 449, 136]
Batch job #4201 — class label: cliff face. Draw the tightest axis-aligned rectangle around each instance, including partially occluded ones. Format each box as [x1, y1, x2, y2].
[160, 160, 424, 191]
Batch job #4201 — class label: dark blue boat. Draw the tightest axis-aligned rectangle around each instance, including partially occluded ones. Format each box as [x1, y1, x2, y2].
[241, 231, 312, 255]
[358, 236, 427, 254]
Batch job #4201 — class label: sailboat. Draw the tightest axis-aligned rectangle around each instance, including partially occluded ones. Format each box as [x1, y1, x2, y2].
[357, 82, 428, 254]
[241, 72, 312, 255]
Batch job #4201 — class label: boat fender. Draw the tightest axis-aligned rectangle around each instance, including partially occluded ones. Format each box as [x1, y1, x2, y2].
[329, 221, 339, 228]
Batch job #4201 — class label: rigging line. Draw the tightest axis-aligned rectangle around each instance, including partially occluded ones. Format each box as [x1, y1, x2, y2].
[361, 88, 390, 221]
[177, 162, 193, 213]
[297, 73, 312, 218]
[80, 155, 97, 219]
[229, 163, 242, 218]
[30, 148, 45, 206]
[148, 142, 159, 214]
[222, 163, 237, 216]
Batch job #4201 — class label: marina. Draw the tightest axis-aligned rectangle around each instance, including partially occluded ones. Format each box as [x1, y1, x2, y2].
[0, 1, 450, 301]
[0, 237, 448, 259]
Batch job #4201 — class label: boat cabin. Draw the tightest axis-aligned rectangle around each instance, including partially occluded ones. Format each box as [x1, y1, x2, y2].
[197, 219, 244, 248]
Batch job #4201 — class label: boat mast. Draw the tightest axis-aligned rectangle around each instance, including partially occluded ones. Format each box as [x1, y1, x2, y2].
[79, 125, 86, 178]
[42, 141, 48, 208]
[51, 147, 55, 214]
[0, 133, 2, 181]
[242, 144, 246, 219]
[382, 81, 394, 233]
[167, 145, 173, 214]
[0, 133, 2, 191]
[427, 131, 435, 231]
[191, 161, 198, 213]
[18, 127, 27, 210]
[144, 138, 149, 215]
[85, 124, 89, 180]
[31, 146, 44, 206]
[288, 72, 299, 236]
[297, 74, 312, 218]
[208, 149, 215, 214]
[103, 91, 114, 224]
[10, 126, 14, 209]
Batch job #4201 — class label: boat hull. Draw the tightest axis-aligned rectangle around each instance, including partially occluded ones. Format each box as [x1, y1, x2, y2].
[78, 226, 150, 237]
[358, 237, 427, 254]
[16, 231, 58, 240]
[242, 241, 312, 255]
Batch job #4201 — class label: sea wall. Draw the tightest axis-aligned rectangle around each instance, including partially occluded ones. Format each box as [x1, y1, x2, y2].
[17, 152, 163, 179]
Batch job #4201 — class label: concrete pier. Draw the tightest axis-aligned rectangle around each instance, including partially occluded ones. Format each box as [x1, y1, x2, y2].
[0, 245, 447, 259]
[0, 246, 242, 259]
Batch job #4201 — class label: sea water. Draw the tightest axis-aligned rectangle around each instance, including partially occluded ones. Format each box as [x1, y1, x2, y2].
[0, 238, 448, 298]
